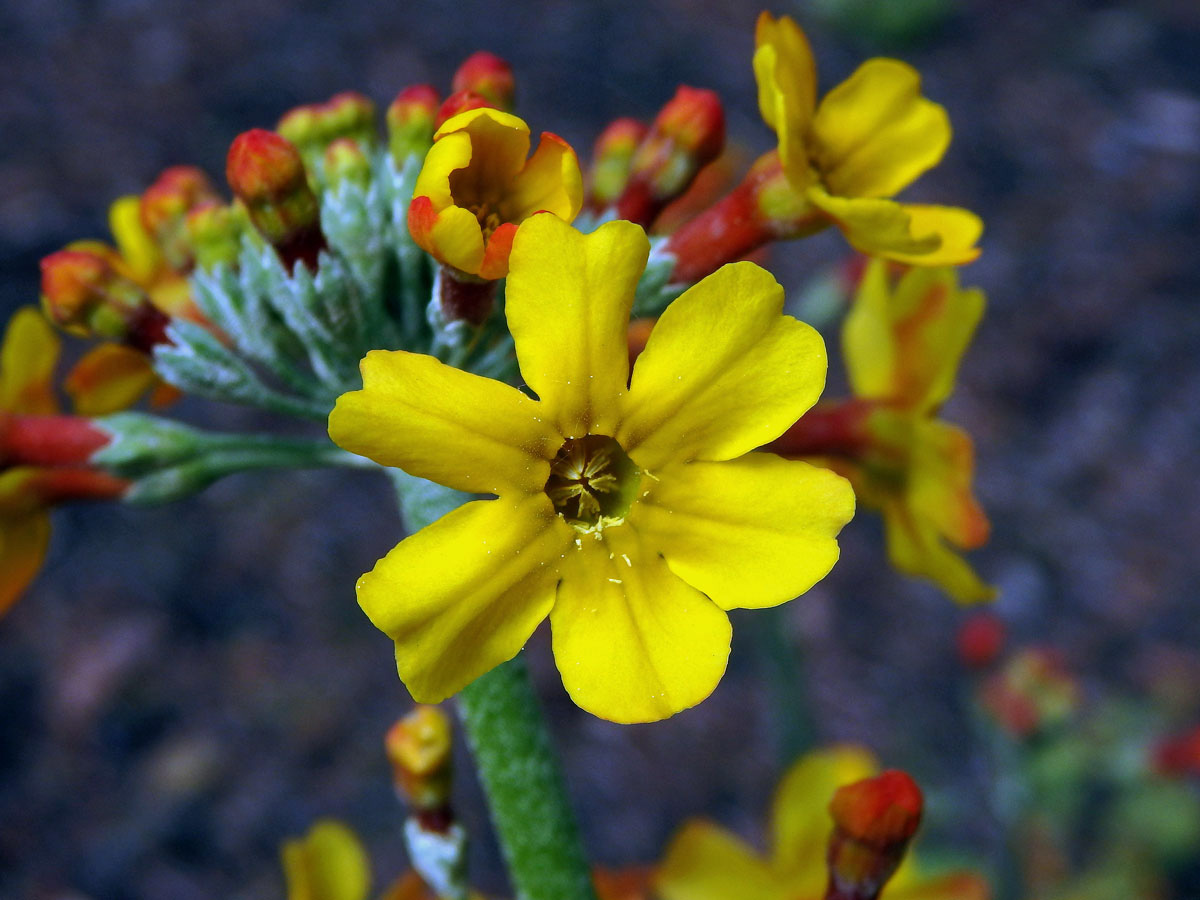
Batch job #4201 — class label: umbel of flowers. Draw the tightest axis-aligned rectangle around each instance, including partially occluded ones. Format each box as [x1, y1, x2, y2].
[13, 13, 995, 900]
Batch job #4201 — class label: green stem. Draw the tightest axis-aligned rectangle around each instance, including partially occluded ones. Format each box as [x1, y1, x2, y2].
[458, 658, 597, 900]
[753, 605, 818, 764]
[393, 477, 597, 900]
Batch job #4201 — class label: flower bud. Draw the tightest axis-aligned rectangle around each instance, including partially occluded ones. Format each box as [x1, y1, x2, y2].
[1152, 726, 1200, 778]
[185, 201, 245, 270]
[451, 51, 515, 110]
[825, 770, 923, 900]
[957, 612, 1007, 670]
[40, 250, 168, 351]
[386, 705, 453, 827]
[0, 414, 112, 468]
[616, 87, 725, 227]
[226, 129, 326, 271]
[387, 84, 439, 163]
[979, 648, 1080, 739]
[276, 91, 377, 161]
[434, 89, 491, 131]
[323, 137, 372, 189]
[139, 166, 220, 270]
[588, 118, 648, 209]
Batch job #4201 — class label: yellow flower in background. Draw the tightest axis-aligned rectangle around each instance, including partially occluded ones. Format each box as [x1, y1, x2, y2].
[754, 12, 981, 266]
[282, 819, 372, 900]
[655, 746, 990, 900]
[408, 108, 584, 280]
[330, 214, 854, 723]
[841, 259, 993, 603]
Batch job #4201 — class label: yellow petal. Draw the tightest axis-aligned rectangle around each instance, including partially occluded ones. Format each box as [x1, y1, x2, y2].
[656, 821, 784, 900]
[503, 132, 584, 222]
[281, 819, 371, 900]
[0, 307, 61, 415]
[883, 496, 995, 604]
[628, 453, 853, 611]
[433, 107, 532, 187]
[329, 349, 561, 497]
[886, 205, 983, 266]
[359, 494, 572, 703]
[770, 746, 879, 886]
[618, 262, 827, 471]
[413, 130, 474, 211]
[908, 421, 990, 551]
[813, 58, 951, 199]
[505, 215, 647, 437]
[753, 13, 818, 187]
[550, 526, 731, 723]
[0, 511, 51, 618]
[842, 257, 899, 402]
[65, 343, 158, 416]
[108, 195, 161, 282]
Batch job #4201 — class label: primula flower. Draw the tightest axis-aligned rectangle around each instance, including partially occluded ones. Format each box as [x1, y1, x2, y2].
[655, 746, 990, 900]
[753, 12, 981, 265]
[330, 214, 853, 723]
[772, 259, 993, 603]
[0, 309, 127, 615]
[408, 108, 583, 281]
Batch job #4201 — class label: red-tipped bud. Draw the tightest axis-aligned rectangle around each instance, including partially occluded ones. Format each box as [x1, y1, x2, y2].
[185, 201, 245, 270]
[226, 129, 325, 270]
[434, 90, 492, 131]
[139, 166, 220, 270]
[0, 414, 111, 469]
[385, 706, 454, 829]
[825, 771, 923, 900]
[616, 87, 725, 227]
[40, 250, 167, 350]
[588, 118, 648, 209]
[979, 648, 1080, 739]
[323, 138, 372, 189]
[276, 91, 377, 160]
[452, 51, 515, 110]
[1152, 726, 1200, 778]
[957, 613, 1007, 670]
[387, 84, 440, 162]
[0, 467, 129, 518]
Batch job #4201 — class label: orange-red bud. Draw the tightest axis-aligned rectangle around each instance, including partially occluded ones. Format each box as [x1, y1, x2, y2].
[277, 91, 377, 159]
[388, 84, 440, 162]
[616, 87, 725, 227]
[434, 90, 492, 131]
[385, 705, 454, 828]
[323, 138, 371, 188]
[588, 118, 648, 209]
[0, 414, 111, 468]
[139, 166, 220, 270]
[39, 250, 166, 350]
[1152, 726, 1200, 778]
[825, 771, 923, 900]
[185, 201, 244, 269]
[451, 51, 515, 110]
[226, 129, 325, 270]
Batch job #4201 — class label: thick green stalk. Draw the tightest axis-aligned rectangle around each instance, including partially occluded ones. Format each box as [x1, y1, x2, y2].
[458, 658, 597, 900]
[392, 474, 598, 900]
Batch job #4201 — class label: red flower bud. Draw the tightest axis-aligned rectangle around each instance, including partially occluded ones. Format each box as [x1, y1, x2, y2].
[226, 129, 325, 271]
[452, 51, 515, 110]
[957, 612, 1007, 670]
[434, 90, 492, 131]
[588, 118, 648, 209]
[1152, 726, 1200, 778]
[825, 771, 923, 900]
[139, 166, 220, 270]
[40, 250, 166, 350]
[277, 91, 377, 157]
[387, 84, 440, 162]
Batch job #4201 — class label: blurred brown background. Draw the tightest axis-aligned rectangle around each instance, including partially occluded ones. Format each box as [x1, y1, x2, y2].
[1, 0, 1198, 897]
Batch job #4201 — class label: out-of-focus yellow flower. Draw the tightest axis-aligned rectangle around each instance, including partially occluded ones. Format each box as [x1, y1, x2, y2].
[0, 309, 127, 615]
[773, 259, 993, 603]
[282, 819, 372, 900]
[655, 746, 990, 900]
[330, 214, 853, 723]
[754, 12, 981, 265]
[408, 108, 583, 280]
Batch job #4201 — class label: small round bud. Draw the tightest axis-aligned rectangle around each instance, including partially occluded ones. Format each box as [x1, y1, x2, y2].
[957, 612, 1006, 669]
[826, 770, 923, 900]
[139, 166, 220, 269]
[387, 84, 439, 163]
[452, 51, 515, 110]
[434, 90, 492, 131]
[277, 91, 377, 158]
[589, 118, 648, 209]
[323, 138, 371, 189]
[386, 705, 453, 818]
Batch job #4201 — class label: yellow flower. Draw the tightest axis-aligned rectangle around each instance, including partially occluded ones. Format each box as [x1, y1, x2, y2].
[655, 746, 991, 900]
[754, 12, 981, 265]
[408, 108, 584, 280]
[330, 214, 854, 723]
[282, 819, 372, 900]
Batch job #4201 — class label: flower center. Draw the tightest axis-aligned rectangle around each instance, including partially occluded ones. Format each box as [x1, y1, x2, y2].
[544, 435, 641, 533]
[466, 202, 504, 243]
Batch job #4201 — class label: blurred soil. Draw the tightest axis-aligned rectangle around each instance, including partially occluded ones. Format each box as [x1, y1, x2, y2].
[1, 1, 1198, 897]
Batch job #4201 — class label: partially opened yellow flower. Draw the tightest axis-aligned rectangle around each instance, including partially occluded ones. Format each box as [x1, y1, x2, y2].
[773, 259, 992, 603]
[655, 746, 991, 900]
[408, 108, 583, 280]
[282, 819, 372, 900]
[754, 12, 981, 265]
[330, 213, 854, 723]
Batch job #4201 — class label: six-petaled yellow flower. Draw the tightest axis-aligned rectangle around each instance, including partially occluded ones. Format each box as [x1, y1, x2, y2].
[754, 12, 982, 265]
[408, 108, 584, 280]
[655, 746, 991, 900]
[330, 213, 854, 723]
